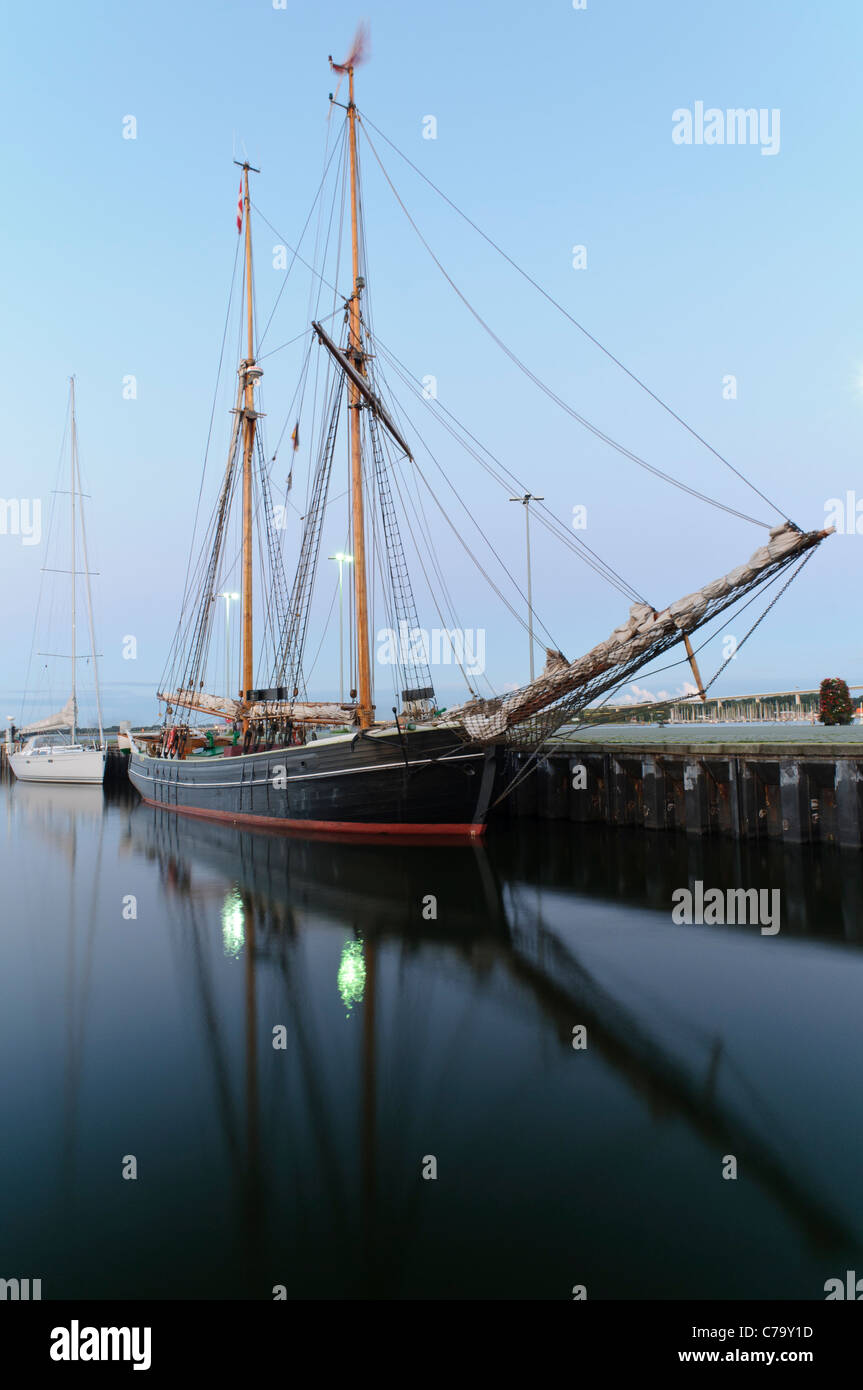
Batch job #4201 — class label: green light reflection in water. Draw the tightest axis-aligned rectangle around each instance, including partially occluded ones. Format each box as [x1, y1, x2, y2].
[338, 939, 366, 1015]
[222, 887, 245, 958]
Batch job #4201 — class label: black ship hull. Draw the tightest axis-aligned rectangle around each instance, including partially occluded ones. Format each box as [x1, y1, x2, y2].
[127, 724, 496, 840]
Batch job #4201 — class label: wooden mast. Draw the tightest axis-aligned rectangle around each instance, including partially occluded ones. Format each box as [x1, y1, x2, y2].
[237, 161, 260, 709]
[346, 67, 373, 728]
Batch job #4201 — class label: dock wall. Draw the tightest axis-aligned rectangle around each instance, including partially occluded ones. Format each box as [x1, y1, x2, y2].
[500, 743, 863, 848]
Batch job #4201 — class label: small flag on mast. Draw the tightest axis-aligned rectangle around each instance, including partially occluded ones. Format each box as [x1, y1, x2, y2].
[291, 421, 300, 452]
[330, 22, 370, 73]
[236, 179, 243, 234]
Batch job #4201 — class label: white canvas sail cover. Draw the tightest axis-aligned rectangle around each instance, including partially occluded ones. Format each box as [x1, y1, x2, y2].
[161, 690, 242, 720]
[20, 694, 76, 735]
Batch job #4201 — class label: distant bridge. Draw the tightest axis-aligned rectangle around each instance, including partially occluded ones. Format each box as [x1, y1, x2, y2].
[666, 685, 863, 724]
[589, 685, 863, 725]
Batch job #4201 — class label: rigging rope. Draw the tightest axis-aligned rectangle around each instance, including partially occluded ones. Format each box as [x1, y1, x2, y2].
[367, 342, 568, 649]
[163, 233, 243, 693]
[359, 111, 790, 524]
[358, 118, 773, 532]
[254, 189, 634, 619]
[696, 549, 817, 696]
[257, 125, 347, 350]
[371, 330, 647, 606]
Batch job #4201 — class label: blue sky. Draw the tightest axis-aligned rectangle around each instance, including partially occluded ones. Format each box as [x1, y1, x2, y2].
[1, 0, 861, 725]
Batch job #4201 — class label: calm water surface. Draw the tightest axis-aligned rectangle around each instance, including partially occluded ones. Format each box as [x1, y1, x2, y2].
[1, 775, 861, 1300]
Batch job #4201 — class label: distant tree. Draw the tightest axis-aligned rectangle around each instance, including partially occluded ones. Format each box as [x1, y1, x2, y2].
[819, 678, 853, 726]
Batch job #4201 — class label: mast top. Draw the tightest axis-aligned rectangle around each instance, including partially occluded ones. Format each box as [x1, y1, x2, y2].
[233, 159, 260, 173]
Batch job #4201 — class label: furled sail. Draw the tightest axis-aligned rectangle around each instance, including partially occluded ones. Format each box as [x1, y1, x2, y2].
[160, 690, 241, 720]
[448, 523, 831, 743]
[20, 695, 76, 735]
[161, 689, 358, 726]
[246, 700, 354, 724]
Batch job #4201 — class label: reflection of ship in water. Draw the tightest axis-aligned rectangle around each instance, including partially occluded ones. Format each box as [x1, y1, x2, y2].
[127, 801, 856, 1292]
[8, 779, 105, 842]
[7, 780, 106, 1212]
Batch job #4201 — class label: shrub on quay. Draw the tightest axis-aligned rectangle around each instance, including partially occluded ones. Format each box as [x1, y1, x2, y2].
[818, 677, 853, 726]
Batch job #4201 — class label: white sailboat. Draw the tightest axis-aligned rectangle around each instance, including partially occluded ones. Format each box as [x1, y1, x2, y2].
[10, 379, 106, 786]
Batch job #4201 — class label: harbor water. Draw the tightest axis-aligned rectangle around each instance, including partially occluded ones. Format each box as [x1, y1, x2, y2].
[1, 774, 862, 1299]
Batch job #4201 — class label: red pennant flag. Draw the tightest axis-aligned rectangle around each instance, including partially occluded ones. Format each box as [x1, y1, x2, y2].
[236, 179, 243, 234]
[330, 21, 370, 73]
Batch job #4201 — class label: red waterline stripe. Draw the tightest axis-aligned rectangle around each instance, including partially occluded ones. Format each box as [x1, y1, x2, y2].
[139, 796, 486, 843]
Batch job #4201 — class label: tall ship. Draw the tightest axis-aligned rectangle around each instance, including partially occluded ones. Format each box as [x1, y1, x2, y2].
[128, 31, 830, 837]
[10, 379, 106, 786]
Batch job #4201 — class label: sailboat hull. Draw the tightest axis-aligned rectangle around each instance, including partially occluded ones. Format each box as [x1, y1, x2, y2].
[127, 726, 495, 839]
[9, 747, 106, 785]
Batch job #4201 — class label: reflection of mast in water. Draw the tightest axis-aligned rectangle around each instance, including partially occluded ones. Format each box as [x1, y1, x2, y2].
[243, 895, 261, 1267]
[10, 785, 108, 1211]
[362, 935, 376, 1262]
[504, 897, 853, 1253]
[188, 880, 266, 1281]
[339, 925, 377, 1269]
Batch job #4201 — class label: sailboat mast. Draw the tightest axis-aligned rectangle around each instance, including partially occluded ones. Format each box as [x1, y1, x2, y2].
[75, 405, 105, 748]
[347, 68, 373, 728]
[239, 162, 259, 707]
[70, 377, 77, 744]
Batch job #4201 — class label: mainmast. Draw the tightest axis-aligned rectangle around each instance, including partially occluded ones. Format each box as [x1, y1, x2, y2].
[236, 160, 262, 708]
[345, 66, 373, 728]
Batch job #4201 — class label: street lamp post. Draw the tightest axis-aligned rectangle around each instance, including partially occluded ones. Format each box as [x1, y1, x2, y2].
[218, 592, 240, 699]
[328, 553, 353, 703]
[509, 494, 544, 681]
